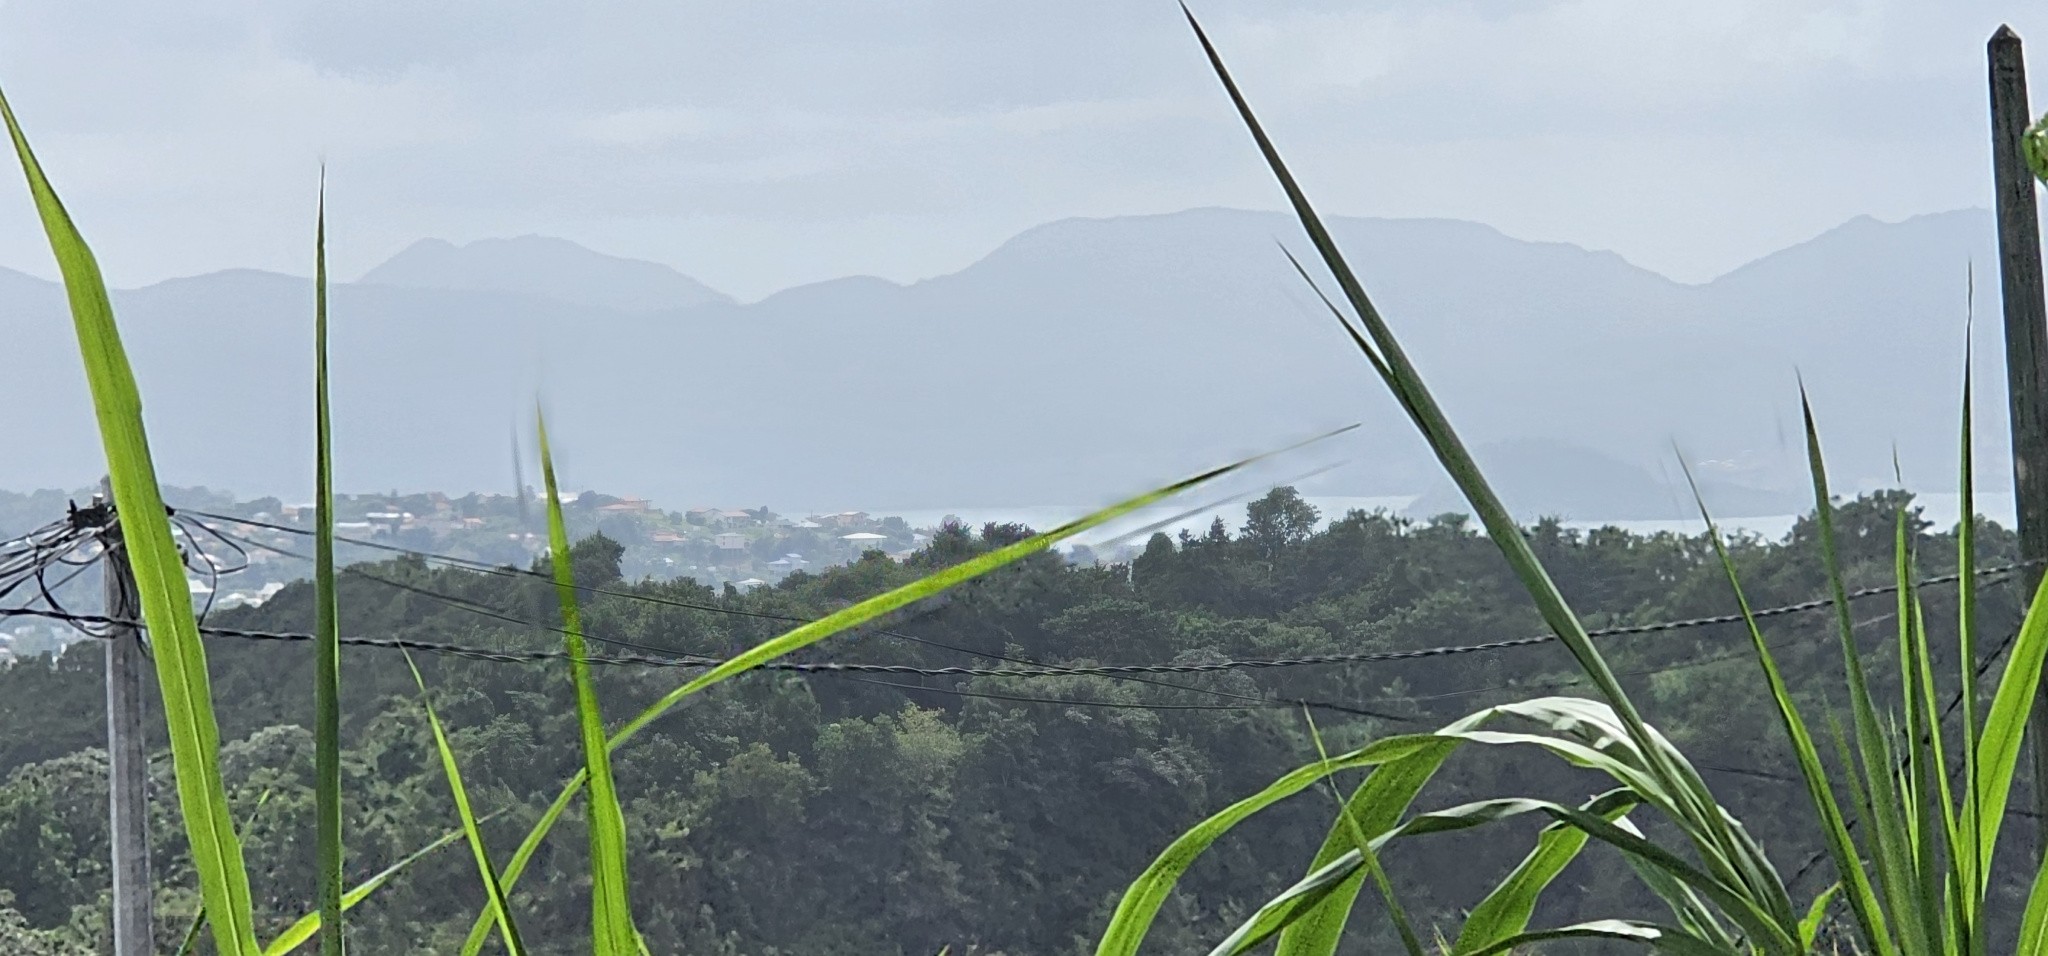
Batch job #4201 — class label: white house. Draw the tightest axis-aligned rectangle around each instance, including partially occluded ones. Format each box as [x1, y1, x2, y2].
[714, 532, 747, 550]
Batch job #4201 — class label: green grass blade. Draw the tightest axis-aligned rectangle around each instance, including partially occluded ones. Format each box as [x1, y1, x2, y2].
[458, 435, 1334, 955]
[1799, 884, 1842, 951]
[403, 650, 527, 956]
[2019, 855, 2048, 956]
[1956, 310, 1985, 928]
[0, 84, 262, 956]
[535, 410, 641, 955]
[1683, 463, 1893, 956]
[311, 171, 345, 956]
[1203, 854, 1366, 956]
[1179, 12, 1787, 923]
[1453, 792, 1639, 954]
[1798, 393, 1929, 954]
[261, 816, 491, 956]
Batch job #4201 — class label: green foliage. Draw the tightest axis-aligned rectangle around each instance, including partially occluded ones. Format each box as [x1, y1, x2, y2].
[0, 81, 261, 956]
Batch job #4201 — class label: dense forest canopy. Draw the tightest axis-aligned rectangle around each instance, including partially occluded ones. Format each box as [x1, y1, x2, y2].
[0, 487, 2031, 953]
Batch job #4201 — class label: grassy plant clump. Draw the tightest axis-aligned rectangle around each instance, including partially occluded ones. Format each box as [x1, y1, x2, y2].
[1096, 13, 2048, 956]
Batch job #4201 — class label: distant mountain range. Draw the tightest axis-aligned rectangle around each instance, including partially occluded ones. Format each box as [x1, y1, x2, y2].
[0, 207, 2006, 519]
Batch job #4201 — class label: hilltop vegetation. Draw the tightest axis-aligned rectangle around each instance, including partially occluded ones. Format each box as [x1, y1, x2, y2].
[0, 487, 2027, 953]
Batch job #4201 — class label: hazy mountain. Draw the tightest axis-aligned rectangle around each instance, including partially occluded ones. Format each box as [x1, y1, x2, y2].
[358, 235, 732, 312]
[0, 207, 2003, 517]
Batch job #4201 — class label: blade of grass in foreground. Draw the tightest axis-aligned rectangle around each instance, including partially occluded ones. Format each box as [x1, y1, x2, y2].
[403, 650, 528, 956]
[312, 173, 345, 956]
[457, 427, 1352, 955]
[0, 86, 262, 956]
[1681, 461, 1893, 955]
[1180, 7, 1790, 947]
[536, 409, 642, 955]
[260, 817, 491, 956]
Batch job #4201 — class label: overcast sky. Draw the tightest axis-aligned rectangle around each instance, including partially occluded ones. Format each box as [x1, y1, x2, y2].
[0, 0, 2040, 302]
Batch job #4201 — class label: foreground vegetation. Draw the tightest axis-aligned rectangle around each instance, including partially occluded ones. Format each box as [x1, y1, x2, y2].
[0, 490, 2027, 952]
[2, 9, 2048, 954]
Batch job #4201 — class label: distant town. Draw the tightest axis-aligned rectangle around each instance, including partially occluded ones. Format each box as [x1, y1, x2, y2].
[0, 484, 1026, 666]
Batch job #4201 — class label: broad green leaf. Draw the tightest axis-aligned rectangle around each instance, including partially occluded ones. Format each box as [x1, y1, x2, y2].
[536, 410, 642, 955]
[1274, 739, 1457, 955]
[0, 83, 262, 956]
[262, 817, 489, 956]
[2024, 110, 2048, 183]
[1204, 853, 1366, 956]
[1095, 730, 1461, 956]
[1097, 701, 1795, 956]
[404, 651, 528, 956]
[311, 172, 345, 956]
[1300, 708, 1423, 956]
[1453, 791, 1639, 954]
[1968, 566, 2048, 880]
[460, 434, 1336, 954]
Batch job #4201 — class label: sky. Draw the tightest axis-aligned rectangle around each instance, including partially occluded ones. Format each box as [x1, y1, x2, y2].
[0, 0, 2040, 302]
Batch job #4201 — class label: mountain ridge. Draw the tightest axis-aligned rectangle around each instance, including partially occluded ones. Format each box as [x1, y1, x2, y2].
[0, 206, 2002, 516]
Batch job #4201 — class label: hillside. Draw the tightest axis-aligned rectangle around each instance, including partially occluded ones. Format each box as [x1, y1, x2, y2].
[0, 207, 2000, 514]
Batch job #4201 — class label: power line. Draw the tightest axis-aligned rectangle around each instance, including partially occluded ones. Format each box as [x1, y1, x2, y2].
[164, 508, 2048, 672]
[197, 523, 1289, 710]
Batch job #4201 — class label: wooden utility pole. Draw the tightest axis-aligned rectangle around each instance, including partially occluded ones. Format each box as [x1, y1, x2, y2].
[1990, 25, 2048, 836]
[100, 477, 153, 956]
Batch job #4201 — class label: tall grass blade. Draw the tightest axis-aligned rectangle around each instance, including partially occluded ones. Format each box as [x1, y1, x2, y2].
[459, 432, 1344, 955]
[1682, 462, 1893, 955]
[403, 650, 527, 956]
[1956, 307, 1986, 927]
[1183, 5, 1790, 938]
[0, 85, 262, 956]
[311, 171, 345, 956]
[261, 818, 491, 956]
[535, 409, 642, 955]
[1799, 392, 1929, 954]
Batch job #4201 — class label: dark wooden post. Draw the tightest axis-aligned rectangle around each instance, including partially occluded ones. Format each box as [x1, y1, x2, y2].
[101, 477, 153, 954]
[1990, 24, 2048, 835]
